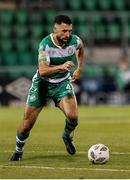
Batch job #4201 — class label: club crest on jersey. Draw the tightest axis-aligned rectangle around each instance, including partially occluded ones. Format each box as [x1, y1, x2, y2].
[67, 47, 74, 55]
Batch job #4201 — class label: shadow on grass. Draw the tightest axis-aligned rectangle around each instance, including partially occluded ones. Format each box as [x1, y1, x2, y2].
[24, 153, 78, 162]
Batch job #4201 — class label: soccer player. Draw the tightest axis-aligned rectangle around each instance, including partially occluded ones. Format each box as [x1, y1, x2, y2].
[11, 14, 84, 161]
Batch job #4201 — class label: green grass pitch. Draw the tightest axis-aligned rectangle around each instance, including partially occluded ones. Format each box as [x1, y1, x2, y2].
[0, 105, 130, 179]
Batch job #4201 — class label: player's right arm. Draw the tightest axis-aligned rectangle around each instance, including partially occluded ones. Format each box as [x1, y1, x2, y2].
[38, 51, 74, 77]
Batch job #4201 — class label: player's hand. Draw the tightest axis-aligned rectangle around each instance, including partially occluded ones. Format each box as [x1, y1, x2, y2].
[61, 61, 74, 71]
[71, 69, 82, 82]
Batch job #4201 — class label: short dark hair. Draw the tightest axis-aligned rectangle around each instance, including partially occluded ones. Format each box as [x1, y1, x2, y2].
[54, 15, 72, 25]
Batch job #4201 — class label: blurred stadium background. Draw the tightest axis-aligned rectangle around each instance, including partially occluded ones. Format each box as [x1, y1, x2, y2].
[0, 0, 130, 106]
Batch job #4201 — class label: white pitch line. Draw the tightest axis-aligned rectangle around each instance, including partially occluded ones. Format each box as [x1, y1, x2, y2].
[1, 150, 130, 155]
[0, 165, 130, 173]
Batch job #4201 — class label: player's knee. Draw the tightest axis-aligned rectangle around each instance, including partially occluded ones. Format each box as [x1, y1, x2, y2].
[67, 111, 78, 121]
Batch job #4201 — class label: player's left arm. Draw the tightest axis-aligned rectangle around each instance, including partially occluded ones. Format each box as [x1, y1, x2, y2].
[71, 40, 84, 82]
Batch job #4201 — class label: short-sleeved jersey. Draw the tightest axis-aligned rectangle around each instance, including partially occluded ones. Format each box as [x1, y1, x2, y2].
[35, 33, 81, 83]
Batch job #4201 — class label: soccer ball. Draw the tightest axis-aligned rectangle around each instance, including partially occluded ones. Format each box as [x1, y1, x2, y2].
[88, 144, 110, 164]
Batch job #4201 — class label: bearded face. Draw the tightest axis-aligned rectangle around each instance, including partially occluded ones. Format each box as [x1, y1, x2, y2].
[53, 23, 72, 46]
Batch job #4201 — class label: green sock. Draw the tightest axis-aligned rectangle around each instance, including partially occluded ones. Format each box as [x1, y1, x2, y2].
[15, 131, 29, 153]
[63, 118, 78, 137]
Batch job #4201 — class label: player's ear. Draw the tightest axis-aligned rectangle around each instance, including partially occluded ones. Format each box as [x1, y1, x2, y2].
[53, 25, 56, 33]
[53, 27, 55, 33]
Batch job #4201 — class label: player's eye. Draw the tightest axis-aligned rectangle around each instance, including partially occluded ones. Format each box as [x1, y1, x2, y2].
[68, 30, 72, 34]
[62, 30, 72, 33]
[62, 30, 67, 33]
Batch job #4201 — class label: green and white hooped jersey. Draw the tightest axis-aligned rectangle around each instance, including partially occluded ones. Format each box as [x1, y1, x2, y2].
[35, 33, 81, 83]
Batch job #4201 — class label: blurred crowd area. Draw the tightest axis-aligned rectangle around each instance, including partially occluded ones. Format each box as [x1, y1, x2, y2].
[0, 0, 130, 106]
